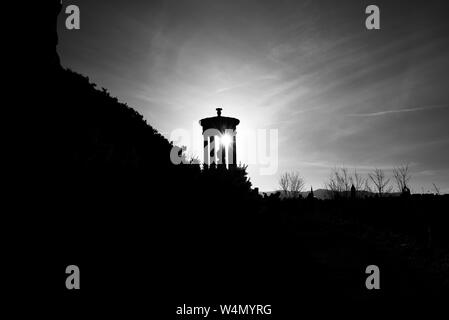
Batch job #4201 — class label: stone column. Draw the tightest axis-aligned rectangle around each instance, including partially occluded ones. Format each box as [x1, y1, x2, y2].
[209, 136, 216, 164]
[203, 135, 209, 166]
[231, 134, 237, 167]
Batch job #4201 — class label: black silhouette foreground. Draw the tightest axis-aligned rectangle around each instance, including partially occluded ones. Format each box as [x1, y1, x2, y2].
[30, 1, 449, 316]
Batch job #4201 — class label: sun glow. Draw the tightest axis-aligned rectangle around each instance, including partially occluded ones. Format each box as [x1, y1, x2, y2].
[220, 133, 232, 148]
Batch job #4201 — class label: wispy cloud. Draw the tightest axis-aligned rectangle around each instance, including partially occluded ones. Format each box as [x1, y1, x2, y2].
[346, 105, 448, 117]
[58, 0, 449, 192]
[214, 75, 278, 94]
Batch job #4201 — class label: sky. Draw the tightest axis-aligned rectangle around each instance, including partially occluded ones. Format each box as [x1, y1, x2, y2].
[58, 0, 449, 192]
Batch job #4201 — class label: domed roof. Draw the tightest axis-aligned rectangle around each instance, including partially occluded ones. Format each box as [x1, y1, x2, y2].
[199, 108, 240, 133]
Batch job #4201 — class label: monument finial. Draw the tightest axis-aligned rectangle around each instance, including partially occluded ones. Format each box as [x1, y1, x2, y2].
[216, 108, 222, 116]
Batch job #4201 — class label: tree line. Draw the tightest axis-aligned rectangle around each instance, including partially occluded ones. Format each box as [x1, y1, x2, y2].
[279, 164, 441, 198]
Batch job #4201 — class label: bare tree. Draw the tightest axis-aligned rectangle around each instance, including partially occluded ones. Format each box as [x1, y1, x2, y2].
[289, 171, 306, 197]
[393, 164, 411, 192]
[326, 167, 356, 198]
[364, 178, 373, 193]
[341, 167, 351, 194]
[432, 183, 441, 195]
[279, 171, 305, 198]
[326, 171, 339, 193]
[350, 168, 366, 192]
[326, 168, 340, 198]
[369, 168, 392, 197]
[326, 167, 342, 192]
[279, 172, 290, 196]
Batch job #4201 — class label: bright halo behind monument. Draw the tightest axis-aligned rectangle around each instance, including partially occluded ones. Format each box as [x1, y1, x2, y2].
[221, 133, 232, 148]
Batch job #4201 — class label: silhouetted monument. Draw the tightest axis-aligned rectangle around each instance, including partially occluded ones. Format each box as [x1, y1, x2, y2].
[351, 184, 356, 199]
[307, 186, 314, 200]
[199, 108, 240, 167]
